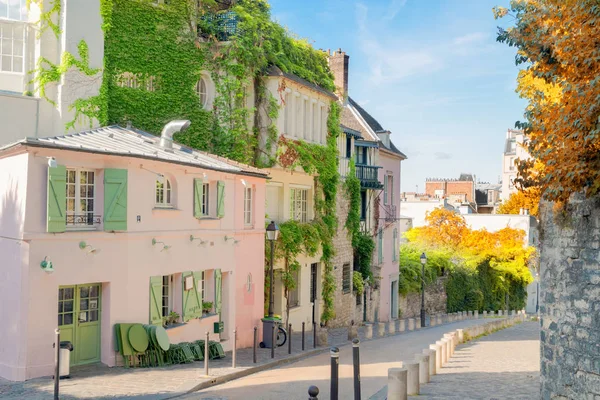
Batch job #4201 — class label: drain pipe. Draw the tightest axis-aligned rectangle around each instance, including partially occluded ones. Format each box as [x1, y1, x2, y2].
[160, 120, 191, 149]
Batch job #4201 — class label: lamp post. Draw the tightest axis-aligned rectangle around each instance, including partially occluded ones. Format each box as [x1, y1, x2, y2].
[420, 252, 427, 328]
[266, 221, 279, 318]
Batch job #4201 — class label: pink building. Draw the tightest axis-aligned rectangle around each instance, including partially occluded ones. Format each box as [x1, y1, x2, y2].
[0, 124, 268, 381]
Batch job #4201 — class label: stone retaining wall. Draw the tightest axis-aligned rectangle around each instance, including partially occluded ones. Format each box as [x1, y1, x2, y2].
[399, 277, 447, 319]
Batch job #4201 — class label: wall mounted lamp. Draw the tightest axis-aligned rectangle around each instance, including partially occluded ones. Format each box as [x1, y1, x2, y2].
[241, 179, 247, 187]
[224, 235, 235, 243]
[40, 256, 54, 273]
[152, 238, 171, 252]
[47, 157, 57, 168]
[140, 164, 164, 177]
[190, 235, 207, 246]
[79, 241, 100, 254]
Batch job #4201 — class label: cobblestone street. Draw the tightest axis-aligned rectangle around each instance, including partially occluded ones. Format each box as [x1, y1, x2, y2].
[419, 321, 540, 400]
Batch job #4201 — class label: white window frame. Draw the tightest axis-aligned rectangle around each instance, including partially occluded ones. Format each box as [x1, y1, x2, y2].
[196, 77, 208, 108]
[0, 20, 26, 74]
[244, 186, 253, 226]
[284, 91, 291, 135]
[162, 275, 172, 318]
[290, 187, 308, 223]
[383, 174, 388, 205]
[199, 271, 205, 303]
[288, 268, 300, 308]
[392, 228, 398, 262]
[0, 0, 27, 22]
[155, 177, 173, 208]
[65, 168, 96, 228]
[201, 182, 210, 216]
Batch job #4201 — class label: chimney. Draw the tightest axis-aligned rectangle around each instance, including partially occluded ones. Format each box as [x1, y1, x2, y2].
[329, 48, 349, 103]
[377, 130, 391, 147]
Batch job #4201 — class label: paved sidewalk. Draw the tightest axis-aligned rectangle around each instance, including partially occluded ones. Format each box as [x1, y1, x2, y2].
[419, 321, 540, 400]
[0, 316, 484, 399]
[182, 318, 495, 400]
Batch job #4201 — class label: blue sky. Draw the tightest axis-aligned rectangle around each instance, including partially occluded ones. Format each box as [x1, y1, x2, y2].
[269, 0, 525, 193]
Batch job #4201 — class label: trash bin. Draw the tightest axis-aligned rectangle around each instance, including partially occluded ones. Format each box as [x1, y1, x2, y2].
[59, 341, 74, 378]
[260, 317, 281, 349]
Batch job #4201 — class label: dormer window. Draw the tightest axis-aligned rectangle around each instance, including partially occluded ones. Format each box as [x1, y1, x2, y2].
[155, 178, 172, 207]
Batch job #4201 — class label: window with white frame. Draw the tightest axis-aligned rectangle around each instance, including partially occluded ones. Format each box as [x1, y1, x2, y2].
[321, 106, 327, 142]
[509, 157, 515, 171]
[201, 182, 209, 216]
[162, 275, 172, 317]
[244, 186, 253, 226]
[155, 178, 172, 207]
[311, 101, 317, 141]
[0, 21, 25, 73]
[302, 98, 308, 140]
[196, 77, 208, 109]
[65, 169, 97, 227]
[288, 268, 300, 307]
[295, 93, 302, 137]
[388, 175, 394, 205]
[290, 188, 308, 223]
[0, 0, 27, 21]
[383, 174, 389, 205]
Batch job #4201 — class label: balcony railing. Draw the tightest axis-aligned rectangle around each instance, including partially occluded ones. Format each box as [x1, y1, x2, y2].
[66, 214, 102, 226]
[199, 10, 240, 41]
[356, 164, 383, 189]
[380, 204, 398, 222]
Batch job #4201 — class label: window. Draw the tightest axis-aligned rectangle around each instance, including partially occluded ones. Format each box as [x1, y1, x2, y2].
[487, 190, 494, 204]
[312, 102, 318, 141]
[244, 186, 253, 226]
[388, 175, 394, 205]
[509, 157, 515, 171]
[162, 276, 171, 317]
[58, 287, 75, 327]
[360, 190, 367, 220]
[321, 106, 327, 142]
[392, 229, 398, 262]
[342, 263, 351, 294]
[356, 146, 367, 165]
[383, 174, 388, 204]
[66, 169, 97, 227]
[290, 188, 308, 222]
[155, 178, 172, 207]
[0, 0, 27, 21]
[288, 269, 300, 308]
[196, 77, 208, 108]
[378, 228, 384, 264]
[201, 182, 209, 215]
[0, 21, 25, 73]
[346, 136, 352, 159]
[302, 98, 308, 140]
[266, 184, 282, 223]
[295, 94, 302, 137]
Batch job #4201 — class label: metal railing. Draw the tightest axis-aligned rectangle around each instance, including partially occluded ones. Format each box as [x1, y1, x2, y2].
[380, 204, 398, 222]
[66, 214, 102, 226]
[356, 164, 383, 189]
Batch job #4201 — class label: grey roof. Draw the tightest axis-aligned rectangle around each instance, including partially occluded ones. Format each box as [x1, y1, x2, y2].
[340, 124, 362, 138]
[348, 97, 384, 132]
[459, 173, 475, 181]
[266, 65, 337, 100]
[380, 139, 407, 159]
[1, 125, 269, 178]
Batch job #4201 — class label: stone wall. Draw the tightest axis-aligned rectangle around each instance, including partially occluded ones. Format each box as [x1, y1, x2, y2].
[539, 193, 600, 399]
[398, 277, 447, 319]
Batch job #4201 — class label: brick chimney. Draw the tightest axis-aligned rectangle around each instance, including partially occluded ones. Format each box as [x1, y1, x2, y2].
[329, 48, 349, 103]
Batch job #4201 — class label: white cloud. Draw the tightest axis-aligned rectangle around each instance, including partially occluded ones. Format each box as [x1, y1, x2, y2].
[384, 0, 408, 21]
[453, 32, 488, 46]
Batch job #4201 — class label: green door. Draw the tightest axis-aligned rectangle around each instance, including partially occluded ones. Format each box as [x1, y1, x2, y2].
[58, 284, 101, 365]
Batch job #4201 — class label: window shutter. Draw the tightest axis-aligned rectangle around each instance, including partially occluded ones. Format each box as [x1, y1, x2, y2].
[217, 180, 225, 218]
[383, 175, 388, 205]
[393, 229, 398, 261]
[193, 178, 203, 218]
[104, 169, 128, 231]
[47, 165, 66, 233]
[215, 269, 222, 316]
[182, 271, 202, 321]
[149, 276, 163, 326]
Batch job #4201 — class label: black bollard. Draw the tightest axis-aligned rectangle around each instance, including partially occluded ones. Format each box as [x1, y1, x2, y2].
[302, 322, 305, 351]
[352, 338, 361, 400]
[308, 385, 319, 400]
[53, 329, 60, 400]
[253, 326, 257, 363]
[204, 332, 209, 376]
[313, 322, 317, 349]
[330, 347, 339, 400]
[271, 324, 275, 359]
[288, 323, 292, 354]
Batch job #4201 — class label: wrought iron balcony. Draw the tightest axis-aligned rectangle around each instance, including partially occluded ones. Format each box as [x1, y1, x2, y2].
[380, 204, 398, 222]
[356, 164, 383, 189]
[66, 214, 102, 226]
[199, 10, 239, 41]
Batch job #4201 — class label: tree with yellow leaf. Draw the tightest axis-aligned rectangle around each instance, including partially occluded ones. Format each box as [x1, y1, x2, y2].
[494, 1, 600, 202]
[497, 187, 541, 217]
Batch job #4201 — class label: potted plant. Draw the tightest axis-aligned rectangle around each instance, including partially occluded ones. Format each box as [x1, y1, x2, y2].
[163, 311, 180, 327]
[202, 301, 214, 315]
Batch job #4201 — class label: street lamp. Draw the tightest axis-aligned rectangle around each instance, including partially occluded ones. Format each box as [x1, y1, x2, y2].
[266, 221, 279, 318]
[420, 252, 427, 328]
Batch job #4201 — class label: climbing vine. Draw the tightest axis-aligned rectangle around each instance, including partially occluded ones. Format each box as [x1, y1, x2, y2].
[27, 0, 61, 38]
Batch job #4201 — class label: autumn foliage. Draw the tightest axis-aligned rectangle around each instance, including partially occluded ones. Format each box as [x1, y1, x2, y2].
[497, 187, 541, 217]
[494, 1, 600, 202]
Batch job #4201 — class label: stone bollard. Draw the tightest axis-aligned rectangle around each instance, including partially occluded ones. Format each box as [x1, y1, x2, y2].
[437, 340, 447, 366]
[483, 310, 487, 318]
[399, 319, 406, 332]
[444, 334, 454, 357]
[430, 343, 442, 372]
[416, 354, 430, 384]
[498, 310, 503, 316]
[475, 310, 479, 319]
[364, 324, 373, 339]
[408, 318, 415, 331]
[377, 322, 386, 337]
[316, 327, 328, 346]
[387, 367, 408, 400]
[457, 328, 464, 344]
[442, 338, 451, 363]
[416, 318, 421, 329]
[437, 314, 442, 325]
[423, 348, 436, 376]
[388, 320, 397, 335]
[430, 315, 436, 327]
[348, 325, 358, 341]
[405, 361, 420, 395]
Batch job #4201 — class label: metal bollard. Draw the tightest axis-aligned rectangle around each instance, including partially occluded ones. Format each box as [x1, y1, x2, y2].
[352, 338, 361, 400]
[271, 325, 276, 359]
[330, 347, 340, 400]
[232, 329, 237, 368]
[288, 324, 292, 355]
[204, 332, 209, 376]
[302, 322, 306, 351]
[253, 326, 258, 363]
[308, 385, 319, 400]
[313, 322, 317, 348]
[53, 328, 60, 400]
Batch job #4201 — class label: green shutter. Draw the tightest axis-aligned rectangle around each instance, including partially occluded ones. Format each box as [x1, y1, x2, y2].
[149, 276, 163, 326]
[104, 169, 127, 231]
[193, 178, 203, 218]
[217, 180, 225, 218]
[47, 165, 66, 233]
[393, 229, 398, 262]
[215, 269, 222, 316]
[182, 271, 203, 321]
